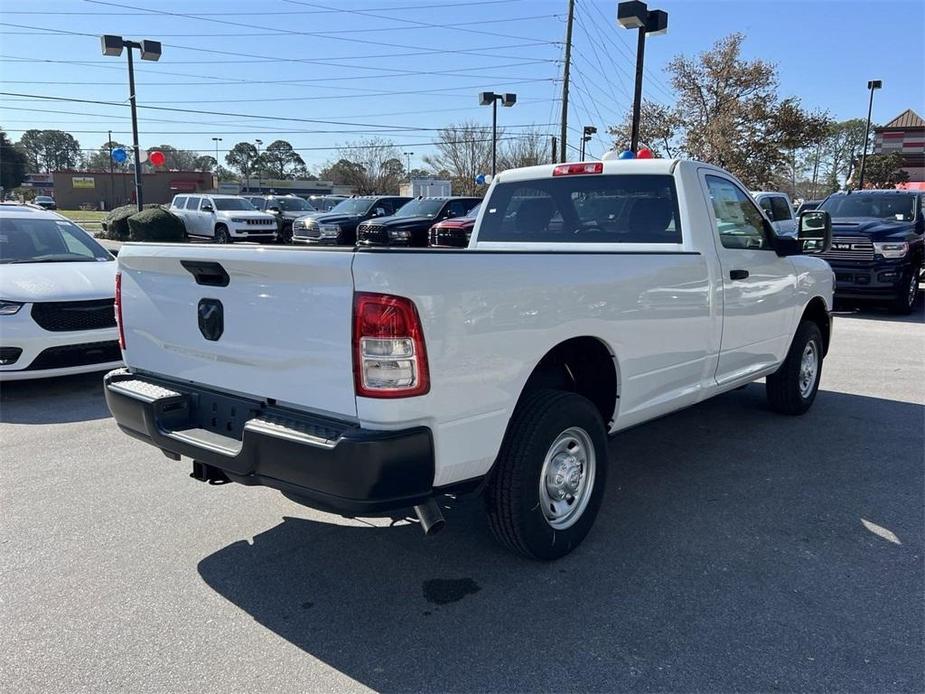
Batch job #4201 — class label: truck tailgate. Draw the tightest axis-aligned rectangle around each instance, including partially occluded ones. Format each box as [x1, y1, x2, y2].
[117, 245, 357, 418]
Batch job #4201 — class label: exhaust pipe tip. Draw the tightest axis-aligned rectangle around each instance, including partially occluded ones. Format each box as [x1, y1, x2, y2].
[413, 499, 446, 536]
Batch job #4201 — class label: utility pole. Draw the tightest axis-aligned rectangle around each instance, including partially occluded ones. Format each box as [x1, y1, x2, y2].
[108, 129, 114, 210]
[811, 143, 820, 200]
[559, 0, 575, 163]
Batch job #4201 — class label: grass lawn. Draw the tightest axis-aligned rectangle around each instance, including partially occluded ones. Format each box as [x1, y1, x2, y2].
[58, 209, 107, 223]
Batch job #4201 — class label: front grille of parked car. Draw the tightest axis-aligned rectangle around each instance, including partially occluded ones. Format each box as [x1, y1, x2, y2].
[430, 227, 468, 248]
[819, 237, 875, 262]
[31, 299, 116, 332]
[294, 221, 320, 238]
[359, 224, 389, 244]
[245, 218, 273, 226]
[27, 341, 121, 371]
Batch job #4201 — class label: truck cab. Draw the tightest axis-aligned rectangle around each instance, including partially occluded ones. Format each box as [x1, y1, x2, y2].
[752, 191, 797, 237]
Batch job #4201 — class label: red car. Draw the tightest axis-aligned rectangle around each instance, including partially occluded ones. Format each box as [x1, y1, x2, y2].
[428, 202, 481, 248]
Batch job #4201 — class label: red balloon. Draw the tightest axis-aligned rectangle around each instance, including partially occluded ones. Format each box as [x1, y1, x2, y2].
[149, 150, 166, 167]
[637, 148, 655, 159]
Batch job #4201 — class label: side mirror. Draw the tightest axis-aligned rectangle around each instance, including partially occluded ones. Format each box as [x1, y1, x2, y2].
[373, 207, 386, 217]
[201, 204, 214, 213]
[798, 210, 832, 254]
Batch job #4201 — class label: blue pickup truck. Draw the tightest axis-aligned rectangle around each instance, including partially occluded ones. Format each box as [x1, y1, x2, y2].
[817, 190, 924, 314]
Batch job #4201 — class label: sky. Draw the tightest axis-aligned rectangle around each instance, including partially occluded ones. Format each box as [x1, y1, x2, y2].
[0, 0, 922, 172]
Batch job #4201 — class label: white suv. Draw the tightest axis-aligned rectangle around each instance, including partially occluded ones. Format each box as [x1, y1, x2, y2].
[169, 194, 277, 243]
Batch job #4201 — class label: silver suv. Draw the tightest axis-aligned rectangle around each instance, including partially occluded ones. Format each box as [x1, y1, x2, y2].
[169, 194, 277, 243]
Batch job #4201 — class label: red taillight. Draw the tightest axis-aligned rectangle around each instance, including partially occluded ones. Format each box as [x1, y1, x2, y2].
[353, 292, 429, 398]
[553, 162, 603, 176]
[114, 271, 126, 350]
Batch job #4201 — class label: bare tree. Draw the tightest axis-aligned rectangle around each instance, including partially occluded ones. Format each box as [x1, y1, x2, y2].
[499, 128, 550, 170]
[423, 121, 495, 195]
[608, 100, 681, 157]
[325, 138, 404, 194]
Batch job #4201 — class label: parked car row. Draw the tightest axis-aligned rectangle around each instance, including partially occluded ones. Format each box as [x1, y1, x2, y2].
[169, 192, 485, 248]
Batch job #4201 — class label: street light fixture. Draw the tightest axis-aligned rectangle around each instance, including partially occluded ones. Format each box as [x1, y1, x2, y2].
[617, 1, 668, 153]
[580, 125, 597, 161]
[100, 34, 162, 211]
[857, 79, 882, 191]
[479, 91, 517, 176]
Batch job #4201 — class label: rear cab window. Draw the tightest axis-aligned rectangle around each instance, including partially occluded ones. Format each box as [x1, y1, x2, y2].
[476, 174, 682, 247]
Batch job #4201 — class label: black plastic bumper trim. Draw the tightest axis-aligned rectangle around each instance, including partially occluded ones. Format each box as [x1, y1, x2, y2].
[104, 369, 435, 514]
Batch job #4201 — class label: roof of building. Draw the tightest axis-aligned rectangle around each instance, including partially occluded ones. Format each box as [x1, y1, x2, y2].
[878, 109, 925, 130]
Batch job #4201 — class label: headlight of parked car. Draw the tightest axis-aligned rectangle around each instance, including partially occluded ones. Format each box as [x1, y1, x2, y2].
[389, 229, 411, 240]
[873, 241, 908, 259]
[231, 217, 247, 223]
[320, 224, 341, 238]
[0, 300, 24, 315]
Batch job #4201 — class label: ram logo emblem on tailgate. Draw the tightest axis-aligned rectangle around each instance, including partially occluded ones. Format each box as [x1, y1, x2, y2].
[197, 299, 224, 341]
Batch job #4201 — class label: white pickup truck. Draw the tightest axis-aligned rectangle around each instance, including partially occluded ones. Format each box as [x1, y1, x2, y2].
[105, 159, 834, 559]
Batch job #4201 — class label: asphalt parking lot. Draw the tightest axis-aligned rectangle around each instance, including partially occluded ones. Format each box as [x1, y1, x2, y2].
[2, 304, 923, 693]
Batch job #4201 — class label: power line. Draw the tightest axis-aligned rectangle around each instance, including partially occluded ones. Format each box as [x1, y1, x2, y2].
[7, 0, 528, 16]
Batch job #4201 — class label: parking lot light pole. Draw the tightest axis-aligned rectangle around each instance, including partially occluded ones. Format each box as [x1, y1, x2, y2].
[254, 139, 263, 194]
[857, 79, 882, 191]
[101, 35, 161, 211]
[403, 151, 414, 179]
[617, 2, 668, 153]
[479, 91, 517, 176]
[580, 125, 597, 161]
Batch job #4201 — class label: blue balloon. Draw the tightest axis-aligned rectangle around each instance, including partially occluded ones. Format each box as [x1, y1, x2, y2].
[475, 174, 486, 185]
[618, 150, 635, 160]
[111, 147, 128, 163]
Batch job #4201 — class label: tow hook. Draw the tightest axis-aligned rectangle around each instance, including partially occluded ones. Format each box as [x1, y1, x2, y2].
[413, 498, 445, 535]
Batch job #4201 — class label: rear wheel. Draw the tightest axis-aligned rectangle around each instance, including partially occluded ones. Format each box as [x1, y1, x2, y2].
[214, 225, 231, 244]
[889, 267, 920, 315]
[485, 389, 608, 560]
[766, 321, 823, 415]
[279, 224, 293, 244]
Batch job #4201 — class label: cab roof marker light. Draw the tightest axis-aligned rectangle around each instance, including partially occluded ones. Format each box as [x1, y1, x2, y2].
[552, 162, 604, 177]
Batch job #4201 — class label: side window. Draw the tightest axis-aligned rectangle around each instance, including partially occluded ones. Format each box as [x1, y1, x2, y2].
[185, 197, 199, 210]
[447, 200, 473, 217]
[705, 176, 770, 250]
[770, 196, 793, 221]
[199, 198, 212, 211]
[173, 196, 187, 209]
[758, 197, 774, 218]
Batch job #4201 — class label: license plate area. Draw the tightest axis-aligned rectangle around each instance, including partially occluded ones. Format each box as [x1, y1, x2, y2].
[189, 390, 260, 440]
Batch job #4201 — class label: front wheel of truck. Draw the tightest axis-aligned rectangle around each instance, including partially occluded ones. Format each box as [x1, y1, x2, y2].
[766, 321, 823, 415]
[486, 389, 608, 560]
[889, 267, 920, 315]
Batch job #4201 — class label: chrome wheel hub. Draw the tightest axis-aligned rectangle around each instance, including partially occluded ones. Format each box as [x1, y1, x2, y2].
[539, 427, 596, 530]
[908, 274, 918, 306]
[799, 341, 818, 399]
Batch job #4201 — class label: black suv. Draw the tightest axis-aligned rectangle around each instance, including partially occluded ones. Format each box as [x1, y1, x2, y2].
[243, 195, 317, 244]
[291, 196, 411, 246]
[816, 190, 924, 313]
[356, 197, 482, 247]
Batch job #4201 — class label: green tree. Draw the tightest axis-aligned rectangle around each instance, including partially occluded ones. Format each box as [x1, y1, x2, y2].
[148, 144, 200, 170]
[258, 140, 305, 179]
[0, 129, 27, 191]
[318, 158, 367, 185]
[84, 140, 130, 172]
[18, 129, 82, 172]
[819, 119, 869, 193]
[855, 152, 910, 189]
[224, 142, 259, 179]
[192, 155, 217, 172]
[608, 99, 682, 157]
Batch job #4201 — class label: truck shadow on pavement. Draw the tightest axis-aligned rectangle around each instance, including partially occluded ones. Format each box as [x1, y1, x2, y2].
[834, 289, 924, 324]
[197, 384, 924, 693]
[0, 372, 111, 424]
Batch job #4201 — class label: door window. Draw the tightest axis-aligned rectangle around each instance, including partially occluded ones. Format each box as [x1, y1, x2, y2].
[770, 196, 793, 221]
[173, 196, 187, 209]
[199, 198, 213, 211]
[185, 197, 199, 209]
[446, 199, 475, 218]
[705, 176, 770, 250]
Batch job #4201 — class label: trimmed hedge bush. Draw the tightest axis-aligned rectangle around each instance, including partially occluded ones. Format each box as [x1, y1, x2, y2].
[127, 207, 186, 242]
[100, 204, 137, 240]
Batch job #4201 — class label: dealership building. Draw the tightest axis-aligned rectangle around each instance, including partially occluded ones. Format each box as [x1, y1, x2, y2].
[23, 170, 217, 209]
[873, 109, 925, 187]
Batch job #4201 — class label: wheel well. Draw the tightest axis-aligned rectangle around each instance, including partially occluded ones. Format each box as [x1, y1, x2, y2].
[215, 222, 228, 231]
[519, 337, 618, 426]
[801, 297, 831, 356]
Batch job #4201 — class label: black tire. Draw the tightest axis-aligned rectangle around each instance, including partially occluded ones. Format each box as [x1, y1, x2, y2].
[766, 321, 823, 415]
[279, 224, 293, 244]
[214, 225, 231, 244]
[889, 267, 920, 315]
[485, 389, 608, 560]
